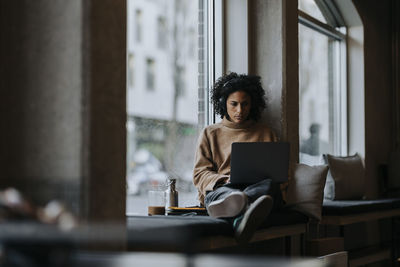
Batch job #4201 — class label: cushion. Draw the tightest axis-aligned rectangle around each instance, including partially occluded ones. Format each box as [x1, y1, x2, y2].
[286, 164, 329, 221]
[324, 154, 365, 200]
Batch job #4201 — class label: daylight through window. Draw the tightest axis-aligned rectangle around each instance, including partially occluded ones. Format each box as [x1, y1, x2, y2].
[298, 0, 347, 165]
[126, 0, 210, 215]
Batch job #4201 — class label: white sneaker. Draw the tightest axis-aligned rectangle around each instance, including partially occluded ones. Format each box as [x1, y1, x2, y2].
[207, 192, 248, 218]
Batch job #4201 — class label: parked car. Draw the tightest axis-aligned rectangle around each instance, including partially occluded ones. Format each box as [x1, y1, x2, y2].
[127, 149, 168, 195]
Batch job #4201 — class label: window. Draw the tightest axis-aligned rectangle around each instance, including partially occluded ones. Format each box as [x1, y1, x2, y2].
[126, 0, 212, 215]
[298, 0, 347, 165]
[157, 16, 167, 49]
[128, 53, 135, 88]
[146, 58, 155, 90]
[135, 9, 142, 43]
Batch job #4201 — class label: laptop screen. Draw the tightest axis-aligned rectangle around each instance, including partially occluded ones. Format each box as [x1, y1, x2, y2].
[230, 142, 290, 184]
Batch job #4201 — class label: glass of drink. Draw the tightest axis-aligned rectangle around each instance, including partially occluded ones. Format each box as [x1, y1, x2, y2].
[147, 189, 166, 216]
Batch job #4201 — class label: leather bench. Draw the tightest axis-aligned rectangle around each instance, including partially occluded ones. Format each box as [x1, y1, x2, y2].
[127, 208, 309, 253]
[321, 198, 400, 226]
[319, 198, 400, 266]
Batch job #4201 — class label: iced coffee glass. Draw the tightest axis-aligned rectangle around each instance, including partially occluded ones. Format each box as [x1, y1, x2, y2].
[147, 190, 166, 216]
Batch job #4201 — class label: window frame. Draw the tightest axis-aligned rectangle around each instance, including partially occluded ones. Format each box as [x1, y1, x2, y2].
[198, 0, 223, 127]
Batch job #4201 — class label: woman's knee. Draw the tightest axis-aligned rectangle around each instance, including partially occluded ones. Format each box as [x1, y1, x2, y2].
[204, 186, 239, 206]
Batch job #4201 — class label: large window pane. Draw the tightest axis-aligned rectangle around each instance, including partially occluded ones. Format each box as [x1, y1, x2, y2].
[126, 0, 207, 215]
[299, 24, 333, 165]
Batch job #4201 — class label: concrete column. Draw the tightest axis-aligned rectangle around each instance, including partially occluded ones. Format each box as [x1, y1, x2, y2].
[0, 0, 84, 212]
[248, 0, 299, 166]
[0, 0, 126, 223]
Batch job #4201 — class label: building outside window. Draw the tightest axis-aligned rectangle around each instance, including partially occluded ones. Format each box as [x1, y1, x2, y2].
[298, 0, 347, 165]
[187, 27, 196, 59]
[126, 0, 211, 215]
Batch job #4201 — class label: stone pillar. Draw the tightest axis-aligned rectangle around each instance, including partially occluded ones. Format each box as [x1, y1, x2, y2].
[0, 0, 84, 213]
[248, 0, 299, 166]
[0, 0, 126, 223]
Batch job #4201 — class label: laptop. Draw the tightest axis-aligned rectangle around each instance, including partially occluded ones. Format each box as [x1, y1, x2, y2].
[230, 142, 290, 184]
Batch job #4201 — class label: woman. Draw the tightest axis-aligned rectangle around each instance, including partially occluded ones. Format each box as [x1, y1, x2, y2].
[193, 72, 281, 243]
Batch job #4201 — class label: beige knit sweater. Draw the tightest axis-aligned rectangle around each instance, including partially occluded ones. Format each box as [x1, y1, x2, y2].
[193, 117, 277, 205]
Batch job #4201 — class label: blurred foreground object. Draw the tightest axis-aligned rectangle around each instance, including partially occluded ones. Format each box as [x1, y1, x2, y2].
[0, 188, 37, 221]
[0, 187, 77, 230]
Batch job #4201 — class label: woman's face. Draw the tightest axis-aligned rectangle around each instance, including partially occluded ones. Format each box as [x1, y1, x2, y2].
[226, 90, 252, 124]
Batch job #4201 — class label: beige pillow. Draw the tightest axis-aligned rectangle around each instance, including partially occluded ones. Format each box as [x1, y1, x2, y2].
[324, 153, 365, 200]
[286, 164, 329, 221]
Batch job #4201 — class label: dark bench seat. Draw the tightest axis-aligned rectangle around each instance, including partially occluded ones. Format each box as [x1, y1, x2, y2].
[320, 198, 400, 225]
[322, 198, 400, 216]
[319, 198, 400, 266]
[127, 208, 309, 252]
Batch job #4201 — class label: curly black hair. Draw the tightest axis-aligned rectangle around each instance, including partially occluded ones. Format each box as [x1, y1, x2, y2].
[211, 72, 267, 121]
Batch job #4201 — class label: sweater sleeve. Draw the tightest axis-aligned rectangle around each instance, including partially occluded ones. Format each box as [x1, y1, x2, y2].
[193, 129, 229, 201]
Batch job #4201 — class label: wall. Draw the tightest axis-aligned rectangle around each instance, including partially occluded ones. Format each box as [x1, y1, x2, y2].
[353, 0, 394, 198]
[82, 0, 126, 223]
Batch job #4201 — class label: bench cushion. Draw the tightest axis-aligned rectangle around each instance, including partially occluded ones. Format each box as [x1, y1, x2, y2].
[127, 209, 308, 250]
[322, 198, 400, 216]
